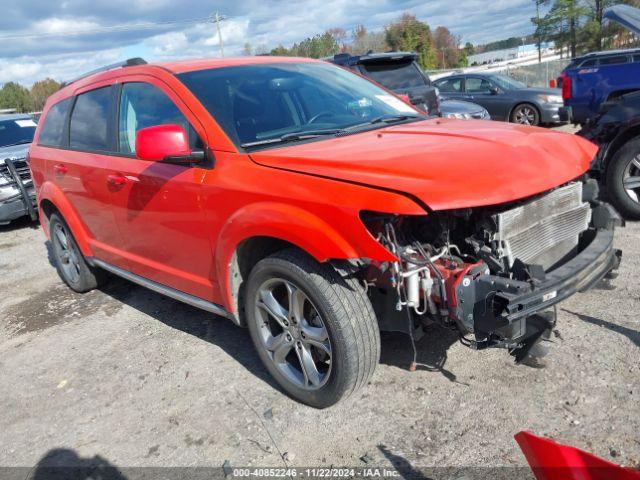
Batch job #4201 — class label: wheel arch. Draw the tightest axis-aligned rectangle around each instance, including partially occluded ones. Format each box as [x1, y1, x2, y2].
[37, 181, 93, 257]
[214, 202, 392, 322]
[602, 124, 640, 176]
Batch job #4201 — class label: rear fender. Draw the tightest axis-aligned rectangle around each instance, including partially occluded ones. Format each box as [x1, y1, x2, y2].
[215, 202, 395, 312]
[38, 181, 93, 257]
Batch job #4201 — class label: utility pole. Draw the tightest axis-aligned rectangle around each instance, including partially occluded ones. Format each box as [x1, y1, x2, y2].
[214, 11, 224, 57]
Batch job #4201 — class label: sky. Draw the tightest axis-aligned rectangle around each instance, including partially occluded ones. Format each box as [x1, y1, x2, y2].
[0, 0, 541, 86]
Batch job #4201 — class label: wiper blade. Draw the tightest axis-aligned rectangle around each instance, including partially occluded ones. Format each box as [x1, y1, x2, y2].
[344, 114, 424, 131]
[1, 140, 31, 147]
[241, 129, 345, 148]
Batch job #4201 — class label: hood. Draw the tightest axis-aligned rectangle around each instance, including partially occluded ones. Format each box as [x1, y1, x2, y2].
[0, 143, 30, 164]
[440, 99, 486, 114]
[604, 5, 640, 37]
[250, 119, 597, 211]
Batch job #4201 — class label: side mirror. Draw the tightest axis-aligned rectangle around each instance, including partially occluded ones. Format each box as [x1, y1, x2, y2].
[490, 87, 500, 95]
[135, 124, 204, 165]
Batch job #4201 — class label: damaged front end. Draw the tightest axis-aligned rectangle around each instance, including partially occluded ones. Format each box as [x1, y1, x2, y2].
[361, 179, 622, 360]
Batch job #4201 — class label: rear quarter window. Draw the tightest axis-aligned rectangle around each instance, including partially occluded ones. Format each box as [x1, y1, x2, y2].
[38, 98, 72, 147]
[598, 56, 628, 66]
[70, 86, 112, 152]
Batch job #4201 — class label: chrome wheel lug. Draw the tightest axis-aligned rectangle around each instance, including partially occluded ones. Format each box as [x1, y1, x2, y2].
[286, 333, 292, 342]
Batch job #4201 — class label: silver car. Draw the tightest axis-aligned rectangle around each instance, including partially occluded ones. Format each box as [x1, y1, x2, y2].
[0, 114, 37, 225]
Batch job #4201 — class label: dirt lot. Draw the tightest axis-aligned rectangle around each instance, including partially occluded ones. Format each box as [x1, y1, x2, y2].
[1, 213, 639, 475]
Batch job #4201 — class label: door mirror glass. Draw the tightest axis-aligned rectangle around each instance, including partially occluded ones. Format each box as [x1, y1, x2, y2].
[490, 87, 500, 95]
[136, 124, 195, 163]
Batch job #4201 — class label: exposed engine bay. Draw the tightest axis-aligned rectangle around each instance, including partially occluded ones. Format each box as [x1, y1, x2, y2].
[360, 179, 622, 359]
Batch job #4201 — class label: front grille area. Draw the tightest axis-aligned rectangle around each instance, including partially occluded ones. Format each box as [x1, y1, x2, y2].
[492, 182, 591, 270]
[0, 159, 32, 184]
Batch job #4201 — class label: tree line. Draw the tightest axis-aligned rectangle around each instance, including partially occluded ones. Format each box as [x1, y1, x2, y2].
[246, 13, 471, 70]
[0, 78, 61, 113]
[532, 0, 640, 59]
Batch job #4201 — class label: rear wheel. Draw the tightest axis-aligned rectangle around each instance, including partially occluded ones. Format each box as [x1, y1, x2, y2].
[244, 249, 379, 408]
[511, 103, 540, 126]
[49, 213, 106, 292]
[606, 138, 640, 220]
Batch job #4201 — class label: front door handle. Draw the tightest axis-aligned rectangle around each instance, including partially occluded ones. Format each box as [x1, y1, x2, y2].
[53, 164, 68, 175]
[107, 174, 127, 187]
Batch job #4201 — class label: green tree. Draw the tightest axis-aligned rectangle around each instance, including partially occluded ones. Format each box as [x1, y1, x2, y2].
[385, 13, 437, 69]
[30, 78, 60, 112]
[270, 44, 290, 56]
[0, 82, 33, 113]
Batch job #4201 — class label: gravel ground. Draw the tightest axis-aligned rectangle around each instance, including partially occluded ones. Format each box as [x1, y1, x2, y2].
[1, 215, 638, 474]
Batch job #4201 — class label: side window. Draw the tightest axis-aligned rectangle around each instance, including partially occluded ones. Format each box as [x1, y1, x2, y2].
[118, 82, 196, 154]
[465, 78, 492, 93]
[580, 58, 597, 67]
[70, 87, 111, 152]
[599, 56, 628, 66]
[436, 78, 462, 93]
[38, 98, 72, 147]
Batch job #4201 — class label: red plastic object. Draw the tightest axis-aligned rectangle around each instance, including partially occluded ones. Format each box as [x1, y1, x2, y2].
[516, 431, 640, 480]
[135, 124, 191, 162]
[562, 74, 572, 100]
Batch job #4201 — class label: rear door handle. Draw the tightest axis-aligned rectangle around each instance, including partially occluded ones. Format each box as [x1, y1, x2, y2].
[53, 164, 68, 175]
[107, 174, 128, 187]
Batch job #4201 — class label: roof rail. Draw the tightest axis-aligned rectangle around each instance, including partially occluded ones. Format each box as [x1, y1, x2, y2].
[62, 57, 147, 87]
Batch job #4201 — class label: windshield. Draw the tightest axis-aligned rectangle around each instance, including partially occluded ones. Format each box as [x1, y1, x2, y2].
[178, 62, 423, 148]
[361, 61, 427, 90]
[488, 74, 527, 90]
[0, 118, 37, 148]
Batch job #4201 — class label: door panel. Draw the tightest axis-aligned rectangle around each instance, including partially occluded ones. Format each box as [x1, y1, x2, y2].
[62, 85, 126, 266]
[108, 81, 216, 300]
[463, 77, 512, 121]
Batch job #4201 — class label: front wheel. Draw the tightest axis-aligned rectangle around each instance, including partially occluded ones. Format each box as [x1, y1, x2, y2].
[606, 138, 640, 220]
[511, 104, 540, 126]
[244, 249, 380, 408]
[49, 213, 107, 292]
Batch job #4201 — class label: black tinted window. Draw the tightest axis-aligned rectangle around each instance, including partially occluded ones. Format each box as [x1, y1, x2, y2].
[118, 82, 193, 154]
[70, 87, 111, 151]
[580, 59, 597, 67]
[38, 98, 71, 147]
[361, 61, 427, 89]
[599, 56, 628, 66]
[435, 77, 463, 93]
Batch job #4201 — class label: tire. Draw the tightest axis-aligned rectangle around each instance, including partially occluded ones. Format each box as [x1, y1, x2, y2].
[49, 213, 106, 293]
[606, 138, 640, 220]
[510, 103, 540, 126]
[244, 248, 380, 408]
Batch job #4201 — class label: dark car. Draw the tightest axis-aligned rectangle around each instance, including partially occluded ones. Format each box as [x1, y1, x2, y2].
[434, 73, 565, 126]
[327, 52, 439, 115]
[326, 52, 490, 120]
[0, 113, 38, 225]
[579, 90, 640, 219]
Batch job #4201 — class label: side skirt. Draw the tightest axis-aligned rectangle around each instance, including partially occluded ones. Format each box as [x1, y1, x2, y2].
[89, 258, 233, 320]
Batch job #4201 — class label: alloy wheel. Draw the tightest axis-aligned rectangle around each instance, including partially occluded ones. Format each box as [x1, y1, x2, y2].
[254, 278, 332, 390]
[514, 106, 537, 125]
[53, 223, 81, 284]
[623, 155, 640, 205]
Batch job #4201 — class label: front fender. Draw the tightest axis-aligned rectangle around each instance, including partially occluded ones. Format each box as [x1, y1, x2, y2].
[214, 202, 396, 312]
[38, 180, 93, 257]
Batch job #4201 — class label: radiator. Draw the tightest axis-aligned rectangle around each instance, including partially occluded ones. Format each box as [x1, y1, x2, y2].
[492, 182, 591, 270]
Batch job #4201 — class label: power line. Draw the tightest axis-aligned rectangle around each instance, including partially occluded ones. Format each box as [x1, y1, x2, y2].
[0, 16, 229, 41]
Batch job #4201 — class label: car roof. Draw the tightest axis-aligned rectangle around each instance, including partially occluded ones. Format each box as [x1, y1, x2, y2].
[0, 113, 33, 121]
[573, 48, 640, 61]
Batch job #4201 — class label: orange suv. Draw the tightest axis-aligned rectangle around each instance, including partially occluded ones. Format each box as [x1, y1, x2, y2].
[30, 56, 621, 407]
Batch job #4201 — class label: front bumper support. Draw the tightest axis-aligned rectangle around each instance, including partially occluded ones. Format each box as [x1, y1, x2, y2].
[3, 158, 37, 222]
[455, 225, 621, 342]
